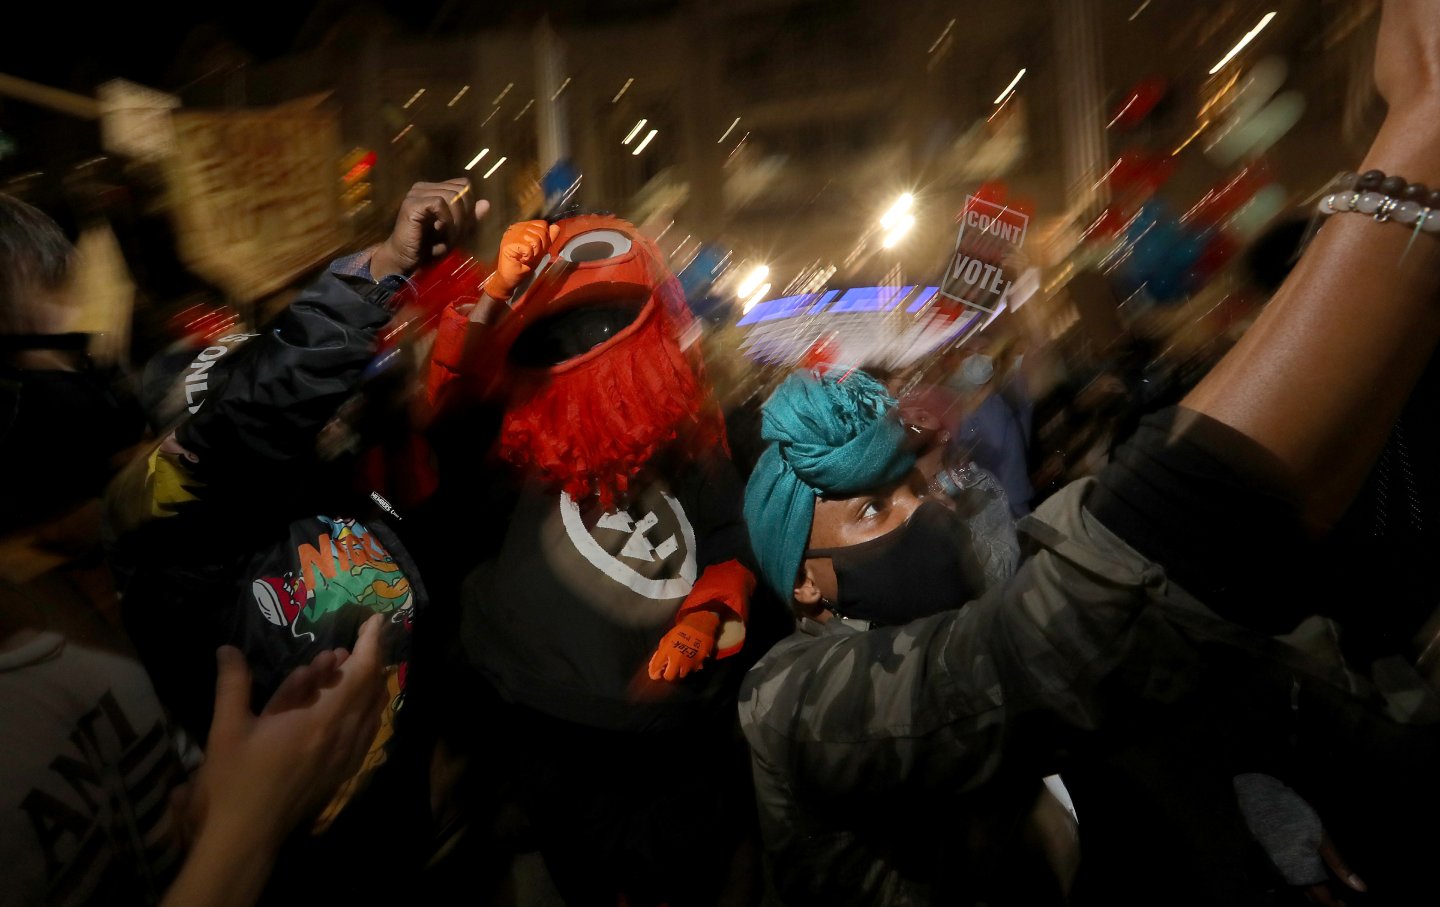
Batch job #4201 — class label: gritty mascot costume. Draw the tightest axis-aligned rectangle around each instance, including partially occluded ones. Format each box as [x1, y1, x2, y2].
[413, 214, 764, 906]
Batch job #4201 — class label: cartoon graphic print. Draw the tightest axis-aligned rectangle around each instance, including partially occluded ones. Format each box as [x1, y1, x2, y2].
[251, 571, 308, 629]
[252, 516, 414, 642]
[250, 516, 417, 831]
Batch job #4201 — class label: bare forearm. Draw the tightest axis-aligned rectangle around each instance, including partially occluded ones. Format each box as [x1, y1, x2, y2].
[468, 291, 507, 325]
[1181, 101, 1440, 530]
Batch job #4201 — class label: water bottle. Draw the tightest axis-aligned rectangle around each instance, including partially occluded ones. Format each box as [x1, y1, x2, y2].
[926, 457, 986, 500]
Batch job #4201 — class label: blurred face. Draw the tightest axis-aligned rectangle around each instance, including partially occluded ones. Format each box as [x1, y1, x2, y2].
[3, 274, 76, 339]
[896, 403, 951, 482]
[898, 405, 944, 448]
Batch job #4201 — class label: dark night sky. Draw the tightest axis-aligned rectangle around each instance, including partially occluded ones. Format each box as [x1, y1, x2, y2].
[1, 1, 451, 183]
[7, 0, 683, 89]
[10, 1, 442, 88]
[0, 0, 685, 184]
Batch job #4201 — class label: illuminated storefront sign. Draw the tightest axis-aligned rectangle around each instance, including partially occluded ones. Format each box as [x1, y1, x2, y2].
[736, 284, 978, 369]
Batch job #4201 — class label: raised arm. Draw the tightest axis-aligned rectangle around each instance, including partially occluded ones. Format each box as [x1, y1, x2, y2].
[106, 180, 486, 533]
[1181, 1, 1440, 531]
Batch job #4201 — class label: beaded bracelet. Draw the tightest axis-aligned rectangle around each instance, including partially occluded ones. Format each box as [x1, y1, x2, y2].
[1317, 191, 1440, 232]
[1317, 169, 1440, 235]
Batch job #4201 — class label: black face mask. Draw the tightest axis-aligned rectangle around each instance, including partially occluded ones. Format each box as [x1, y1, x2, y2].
[805, 499, 975, 626]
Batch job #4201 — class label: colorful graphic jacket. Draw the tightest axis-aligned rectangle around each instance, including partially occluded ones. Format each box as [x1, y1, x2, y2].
[107, 265, 422, 827]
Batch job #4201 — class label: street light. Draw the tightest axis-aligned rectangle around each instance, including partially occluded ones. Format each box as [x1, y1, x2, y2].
[993, 69, 1026, 105]
[735, 264, 770, 299]
[879, 193, 913, 230]
[1210, 12, 1276, 75]
[881, 214, 915, 248]
[632, 129, 658, 155]
[879, 193, 915, 247]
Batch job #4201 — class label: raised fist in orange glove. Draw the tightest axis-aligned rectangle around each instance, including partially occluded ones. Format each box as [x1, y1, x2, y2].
[483, 219, 561, 301]
[648, 609, 720, 682]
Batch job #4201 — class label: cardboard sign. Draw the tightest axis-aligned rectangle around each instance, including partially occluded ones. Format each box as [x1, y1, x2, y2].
[167, 101, 344, 302]
[99, 79, 180, 163]
[938, 194, 1030, 314]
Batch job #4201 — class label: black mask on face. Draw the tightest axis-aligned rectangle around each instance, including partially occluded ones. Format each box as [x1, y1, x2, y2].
[804, 499, 976, 626]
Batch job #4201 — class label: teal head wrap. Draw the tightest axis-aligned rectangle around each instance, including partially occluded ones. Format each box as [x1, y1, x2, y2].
[742, 369, 915, 603]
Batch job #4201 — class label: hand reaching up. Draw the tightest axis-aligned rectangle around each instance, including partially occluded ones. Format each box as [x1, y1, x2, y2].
[371, 179, 491, 279]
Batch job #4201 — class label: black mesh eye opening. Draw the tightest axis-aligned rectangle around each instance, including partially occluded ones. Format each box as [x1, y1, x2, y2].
[509, 298, 646, 368]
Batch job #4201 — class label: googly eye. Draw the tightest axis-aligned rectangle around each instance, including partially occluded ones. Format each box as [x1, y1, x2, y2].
[557, 229, 633, 263]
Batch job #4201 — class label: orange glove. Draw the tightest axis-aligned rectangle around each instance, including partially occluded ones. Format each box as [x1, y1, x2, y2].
[677, 560, 754, 659]
[647, 610, 720, 682]
[482, 220, 560, 301]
